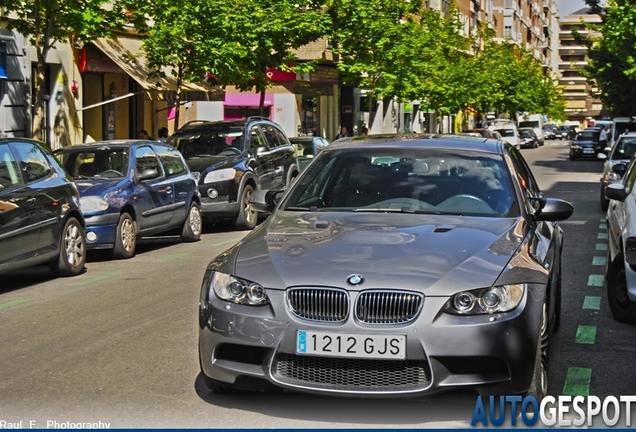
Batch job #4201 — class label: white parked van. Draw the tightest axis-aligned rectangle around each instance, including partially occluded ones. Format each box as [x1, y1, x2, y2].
[518, 114, 545, 146]
[611, 117, 636, 146]
[490, 123, 520, 149]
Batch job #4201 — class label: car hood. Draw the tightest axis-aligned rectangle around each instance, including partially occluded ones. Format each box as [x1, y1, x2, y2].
[74, 178, 127, 196]
[230, 211, 538, 295]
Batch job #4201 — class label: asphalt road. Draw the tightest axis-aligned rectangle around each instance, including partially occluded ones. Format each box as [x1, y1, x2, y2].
[0, 139, 634, 428]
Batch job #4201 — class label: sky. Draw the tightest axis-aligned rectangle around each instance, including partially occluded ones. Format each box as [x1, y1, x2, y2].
[555, 0, 588, 15]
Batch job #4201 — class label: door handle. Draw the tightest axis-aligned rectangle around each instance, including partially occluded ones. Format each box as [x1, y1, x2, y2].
[274, 167, 283, 174]
[26, 197, 36, 205]
[158, 186, 173, 194]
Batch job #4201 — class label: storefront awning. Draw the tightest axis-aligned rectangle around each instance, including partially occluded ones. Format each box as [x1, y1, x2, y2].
[92, 36, 223, 102]
[224, 93, 274, 107]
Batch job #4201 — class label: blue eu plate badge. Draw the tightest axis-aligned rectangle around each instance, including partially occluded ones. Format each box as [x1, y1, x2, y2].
[297, 331, 307, 353]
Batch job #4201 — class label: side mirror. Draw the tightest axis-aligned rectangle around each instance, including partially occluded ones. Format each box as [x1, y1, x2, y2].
[612, 163, 628, 177]
[138, 168, 160, 181]
[605, 182, 628, 202]
[597, 153, 608, 160]
[535, 198, 574, 222]
[256, 146, 268, 156]
[250, 189, 284, 213]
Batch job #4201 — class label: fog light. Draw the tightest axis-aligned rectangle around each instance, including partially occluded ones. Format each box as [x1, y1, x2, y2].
[207, 188, 219, 199]
[86, 231, 97, 242]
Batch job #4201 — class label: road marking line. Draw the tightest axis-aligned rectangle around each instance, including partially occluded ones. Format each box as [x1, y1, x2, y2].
[0, 299, 29, 310]
[575, 325, 597, 344]
[596, 243, 607, 251]
[155, 252, 190, 263]
[587, 275, 604, 286]
[71, 271, 123, 286]
[592, 256, 606, 266]
[599, 223, 606, 230]
[211, 238, 242, 247]
[598, 232, 608, 240]
[563, 367, 592, 396]
[583, 296, 601, 310]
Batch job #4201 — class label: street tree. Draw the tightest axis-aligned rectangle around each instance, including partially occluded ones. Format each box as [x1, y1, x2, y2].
[581, 0, 636, 116]
[3, 0, 130, 142]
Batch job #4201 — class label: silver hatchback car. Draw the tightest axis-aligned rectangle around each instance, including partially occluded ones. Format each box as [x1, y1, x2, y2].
[198, 134, 574, 398]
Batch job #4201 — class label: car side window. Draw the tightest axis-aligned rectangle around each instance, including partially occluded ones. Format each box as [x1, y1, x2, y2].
[135, 146, 163, 176]
[155, 145, 186, 177]
[623, 160, 636, 192]
[12, 142, 52, 183]
[507, 147, 541, 215]
[260, 125, 281, 148]
[249, 126, 266, 153]
[273, 128, 289, 147]
[0, 144, 23, 191]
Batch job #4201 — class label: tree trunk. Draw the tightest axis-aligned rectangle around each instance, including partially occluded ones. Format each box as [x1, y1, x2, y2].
[174, 64, 184, 130]
[259, 88, 266, 117]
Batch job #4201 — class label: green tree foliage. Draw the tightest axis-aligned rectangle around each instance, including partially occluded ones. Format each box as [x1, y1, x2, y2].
[582, 0, 636, 116]
[3, 0, 129, 141]
[470, 39, 565, 121]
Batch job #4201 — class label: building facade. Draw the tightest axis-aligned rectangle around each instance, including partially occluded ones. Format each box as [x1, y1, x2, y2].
[558, 7, 604, 127]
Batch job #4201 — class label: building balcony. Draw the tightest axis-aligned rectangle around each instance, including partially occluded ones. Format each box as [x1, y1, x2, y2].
[559, 46, 588, 55]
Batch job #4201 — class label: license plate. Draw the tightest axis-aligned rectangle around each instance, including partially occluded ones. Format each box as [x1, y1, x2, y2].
[583, 149, 594, 154]
[296, 330, 406, 359]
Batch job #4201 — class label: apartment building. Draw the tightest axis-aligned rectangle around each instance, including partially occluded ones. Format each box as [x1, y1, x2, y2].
[558, 7, 604, 127]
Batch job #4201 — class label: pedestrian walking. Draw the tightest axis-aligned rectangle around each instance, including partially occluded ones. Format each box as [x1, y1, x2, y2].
[599, 125, 608, 148]
[157, 127, 169, 143]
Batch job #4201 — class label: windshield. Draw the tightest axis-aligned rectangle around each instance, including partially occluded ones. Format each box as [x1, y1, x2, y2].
[167, 125, 245, 159]
[576, 131, 599, 141]
[495, 129, 515, 138]
[611, 137, 636, 160]
[283, 149, 517, 217]
[519, 130, 534, 138]
[519, 121, 539, 129]
[56, 147, 129, 179]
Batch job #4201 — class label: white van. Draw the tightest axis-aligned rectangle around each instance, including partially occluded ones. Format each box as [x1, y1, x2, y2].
[490, 123, 520, 149]
[611, 117, 636, 146]
[518, 114, 545, 146]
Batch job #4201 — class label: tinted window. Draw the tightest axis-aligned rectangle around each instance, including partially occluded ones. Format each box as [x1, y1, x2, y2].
[135, 146, 163, 175]
[0, 144, 23, 191]
[576, 131, 599, 141]
[155, 145, 187, 177]
[284, 149, 516, 217]
[260, 125, 281, 148]
[170, 125, 246, 159]
[611, 137, 636, 160]
[495, 129, 516, 138]
[13, 142, 52, 183]
[249, 126, 265, 152]
[273, 128, 289, 147]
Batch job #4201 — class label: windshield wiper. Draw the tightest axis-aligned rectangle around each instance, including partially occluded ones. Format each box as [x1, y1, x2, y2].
[353, 207, 455, 215]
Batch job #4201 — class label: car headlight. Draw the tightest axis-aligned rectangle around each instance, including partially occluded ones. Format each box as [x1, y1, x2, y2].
[571, 145, 580, 149]
[444, 284, 525, 315]
[206, 270, 269, 306]
[603, 171, 621, 182]
[80, 196, 108, 213]
[203, 168, 236, 184]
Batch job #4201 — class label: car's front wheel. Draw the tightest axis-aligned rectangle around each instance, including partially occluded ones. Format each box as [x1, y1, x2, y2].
[181, 202, 202, 242]
[607, 253, 636, 323]
[50, 216, 86, 276]
[113, 213, 136, 259]
[232, 184, 257, 230]
[526, 301, 548, 400]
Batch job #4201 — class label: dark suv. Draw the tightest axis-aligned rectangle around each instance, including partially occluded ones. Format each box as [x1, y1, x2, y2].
[0, 138, 86, 277]
[167, 118, 299, 230]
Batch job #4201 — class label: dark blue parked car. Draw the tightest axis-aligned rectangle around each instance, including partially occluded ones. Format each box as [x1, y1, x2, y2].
[55, 140, 202, 259]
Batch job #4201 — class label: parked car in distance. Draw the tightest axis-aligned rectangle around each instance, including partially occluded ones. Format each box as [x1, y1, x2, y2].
[543, 124, 557, 140]
[55, 140, 201, 259]
[518, 114, 545, 146]
[461, 128, 503, 140]
[518, 127, 540, 149]
[167, 118, 299, 230]
[598, 131, 636, 211]
[604, 161, 636, 323]
[569, 128, 602, 160]
[0, 138, 86, 276]
[198, 133, 574, 399]
[555, 126, 577, 140]
[289, 136, 330, 171]
[491, 123, 521, 149]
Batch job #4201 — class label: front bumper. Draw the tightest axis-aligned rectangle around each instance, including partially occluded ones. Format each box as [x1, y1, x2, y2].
[571, 146, 601, 158]
[199, 286, 546, 397]
[83, 213, 120, 249]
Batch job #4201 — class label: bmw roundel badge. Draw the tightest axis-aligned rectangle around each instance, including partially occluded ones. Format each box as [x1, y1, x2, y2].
[347, 274, 364, 285]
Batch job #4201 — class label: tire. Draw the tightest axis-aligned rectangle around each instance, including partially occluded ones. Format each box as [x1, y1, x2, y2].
[600, 186, 609, 212]
[232, 184, 257, 230]
[526, 301, 548, 400]
[553, 275, 562, 332]
[50, 217, 86, 276]
[113, 213, 136, 259]
[533, 140, 539, 149]
[181, 202, 202, 242]
[606, 253, 636, 323]
[569, 153, 575, 161]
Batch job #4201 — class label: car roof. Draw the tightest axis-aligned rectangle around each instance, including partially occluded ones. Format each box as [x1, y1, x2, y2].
[176, 117, 274, 130]
[327, 133, 505, 155]
[289, 137, 316, 143]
